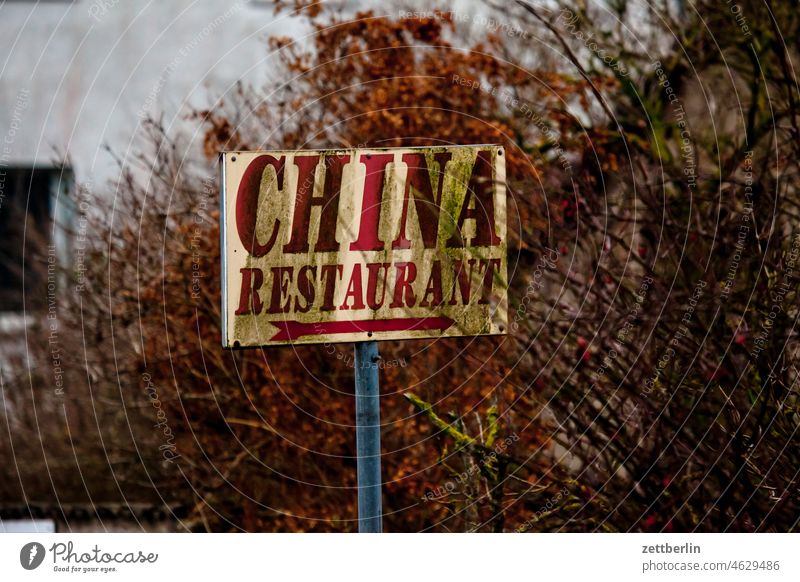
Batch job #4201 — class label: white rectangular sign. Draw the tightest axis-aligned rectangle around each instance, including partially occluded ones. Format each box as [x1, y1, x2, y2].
[220, 145, 507, 347]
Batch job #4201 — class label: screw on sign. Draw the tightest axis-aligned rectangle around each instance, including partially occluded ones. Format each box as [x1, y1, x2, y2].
[219, 145, 508, 531]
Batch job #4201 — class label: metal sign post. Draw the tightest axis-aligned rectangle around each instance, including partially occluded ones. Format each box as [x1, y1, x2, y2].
[353, 341, 382, 533]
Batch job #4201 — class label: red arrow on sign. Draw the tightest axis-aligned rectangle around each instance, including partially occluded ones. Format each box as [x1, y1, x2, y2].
[269, 317, 455, 341]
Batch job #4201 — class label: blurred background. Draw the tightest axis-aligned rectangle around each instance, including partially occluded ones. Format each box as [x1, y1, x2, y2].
[0, 0, 798, 532]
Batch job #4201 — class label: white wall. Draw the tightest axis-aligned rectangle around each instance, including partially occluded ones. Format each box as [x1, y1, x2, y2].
[0, 0, 306, 185]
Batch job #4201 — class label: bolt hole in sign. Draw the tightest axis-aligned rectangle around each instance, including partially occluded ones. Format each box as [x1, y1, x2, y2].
[220, 145, 508, 347]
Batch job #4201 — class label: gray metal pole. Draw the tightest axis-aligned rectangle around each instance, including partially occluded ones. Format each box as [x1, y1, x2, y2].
[354, 341, 382, 533]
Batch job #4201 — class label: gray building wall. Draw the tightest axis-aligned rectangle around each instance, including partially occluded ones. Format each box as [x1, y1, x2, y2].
[0, 0, 303, 185]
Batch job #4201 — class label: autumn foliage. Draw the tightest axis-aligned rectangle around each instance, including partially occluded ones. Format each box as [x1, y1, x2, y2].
[4, 0, 800, 532]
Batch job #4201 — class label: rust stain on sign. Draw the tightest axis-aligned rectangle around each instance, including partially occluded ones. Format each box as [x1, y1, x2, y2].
[220, 145, 507, 347]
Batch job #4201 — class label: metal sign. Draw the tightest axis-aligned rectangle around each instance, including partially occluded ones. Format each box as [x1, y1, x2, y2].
[220, 145, 507, 348]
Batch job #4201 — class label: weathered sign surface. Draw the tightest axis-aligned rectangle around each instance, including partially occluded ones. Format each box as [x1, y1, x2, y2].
[220, 145, 507, 347]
